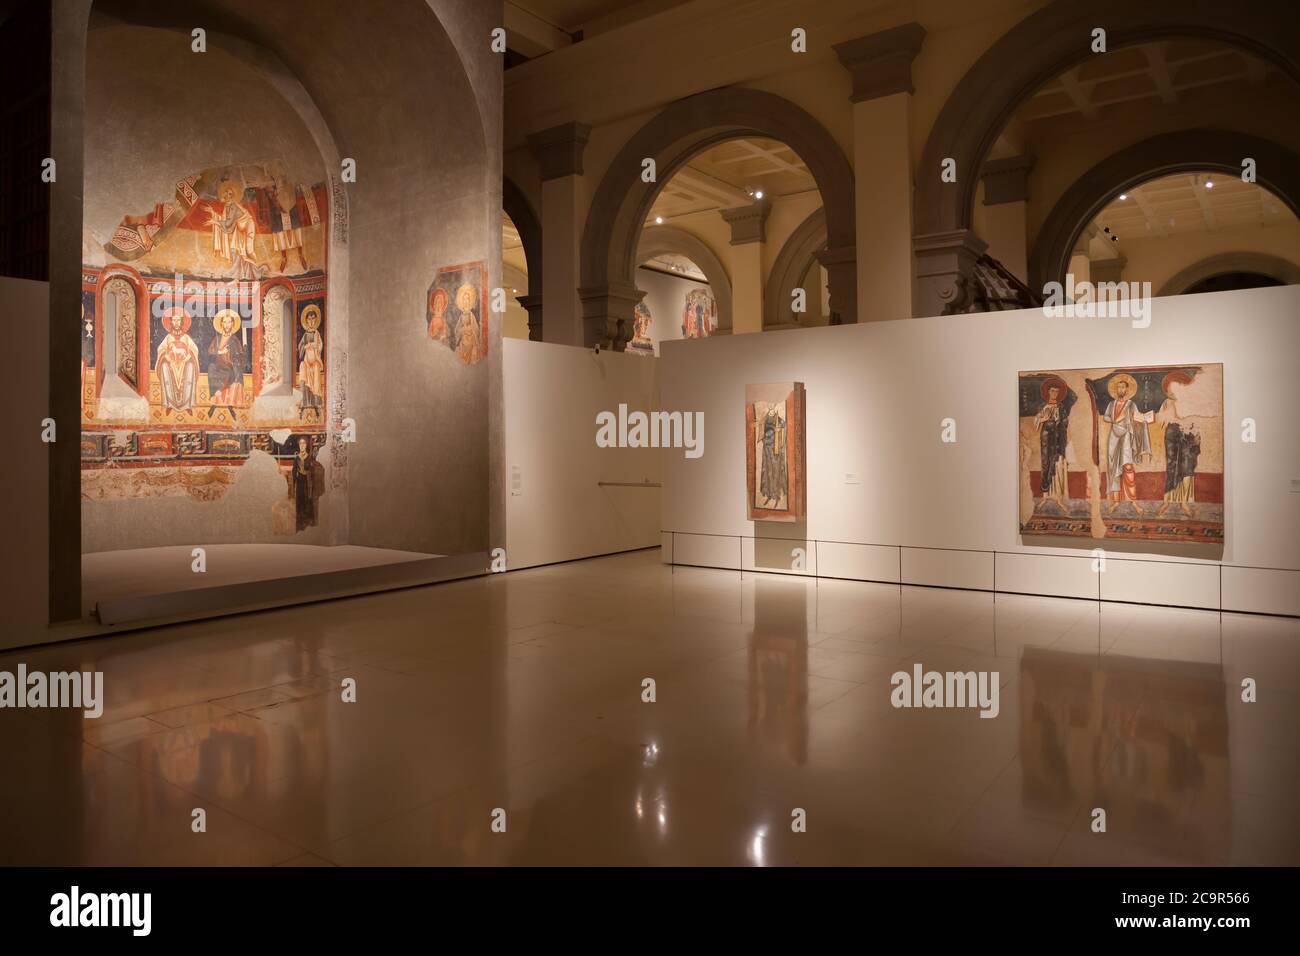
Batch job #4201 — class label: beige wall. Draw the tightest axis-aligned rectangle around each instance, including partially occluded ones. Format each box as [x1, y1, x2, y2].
[1119, 220, 1300, 294]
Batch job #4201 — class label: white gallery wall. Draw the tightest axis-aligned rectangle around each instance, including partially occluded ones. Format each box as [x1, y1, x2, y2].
[504, 338, 661, 570]
[659, 285, 1300, 615]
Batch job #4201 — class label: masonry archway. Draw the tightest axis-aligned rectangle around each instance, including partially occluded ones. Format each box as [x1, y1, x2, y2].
[580, 87, 855, 348]
[764, 207, 828, 329]
[1028, 131, 1300, 292]
[503, 175, 543, 340]
[1160, 252, 1300, 296]
[635, 225, 732, 333]
[913, 0, 1300, 316]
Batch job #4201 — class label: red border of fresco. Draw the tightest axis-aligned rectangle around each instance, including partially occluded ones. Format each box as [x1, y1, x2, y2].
[746, 383, 805, 522]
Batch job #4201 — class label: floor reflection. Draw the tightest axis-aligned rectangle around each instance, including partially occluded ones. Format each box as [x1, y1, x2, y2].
[0, 551, 1295, 865]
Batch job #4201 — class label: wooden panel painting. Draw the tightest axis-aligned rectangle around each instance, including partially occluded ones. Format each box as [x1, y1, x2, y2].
[745, 382, 806, 522]
[627, 301, 654, 355]
[427, 261, 488, 364]
[79, 159, 332, 532]
[1018, 364, 1224, 543]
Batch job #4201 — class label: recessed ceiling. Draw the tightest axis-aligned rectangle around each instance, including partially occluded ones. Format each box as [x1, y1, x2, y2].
[640, 253, 706, 281]
[1018, 39, 1282, 125]
[647, 137, 817, 223]
[1089, 172, 1295, 247]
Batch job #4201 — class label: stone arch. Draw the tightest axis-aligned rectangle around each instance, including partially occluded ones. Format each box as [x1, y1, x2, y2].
[1028, 131, 1300, 291]
[1159, 252, 1300, 296]
[763, 207, 828, 329]
[580, 87, 855, 348]
[635, 225, 733, 333]
[503, 175, 544, 340]
[913, 0, 1300, 316]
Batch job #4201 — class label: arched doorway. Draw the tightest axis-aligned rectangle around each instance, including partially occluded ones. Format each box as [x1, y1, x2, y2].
[503, 175, 543, 340]
[1160, 252, 1300, 295]
[636, 224, 733, 334]
[764, 207, 832, 329]
[580, 87, 855, 348]
[913, 0, 1300, 316]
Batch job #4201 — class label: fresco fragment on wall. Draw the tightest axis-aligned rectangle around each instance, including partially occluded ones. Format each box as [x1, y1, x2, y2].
[80, 161, 332, 532]
[745, 382, 806, 522]
[682, 287, 717, 339]
[627, 301, 655, 356]
[1018, 364, 1224, 543]
[426, 261, 488, 364]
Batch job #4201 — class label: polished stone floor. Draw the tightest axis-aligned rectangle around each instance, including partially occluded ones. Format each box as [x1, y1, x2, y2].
[2, 549, 1297, 866]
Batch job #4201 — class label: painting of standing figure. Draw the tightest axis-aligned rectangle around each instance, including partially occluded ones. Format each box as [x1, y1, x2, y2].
[1018, 364, 1223, 543]
[745, 382, 806, 522]
[426, 261, 488, 365]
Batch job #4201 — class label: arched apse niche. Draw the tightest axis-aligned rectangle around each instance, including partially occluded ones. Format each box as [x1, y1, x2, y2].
[635, 225, 733, 334]
[503, 175, 543, 340]
[1160, 252, 1300, 296]
[764, 207, 828, 329]
[913, 0, 1300, 317]
[580, 87, 856, 349]
[1027, 131, 1300, 292]
[52, 0, 494, 620]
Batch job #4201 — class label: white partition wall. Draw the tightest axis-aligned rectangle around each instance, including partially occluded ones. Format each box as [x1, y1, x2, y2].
[659, 286, 1300, 615]
[503, 339, 661, 570]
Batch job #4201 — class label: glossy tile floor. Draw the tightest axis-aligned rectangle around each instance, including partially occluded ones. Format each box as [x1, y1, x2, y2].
[2, 549, 1298, 866]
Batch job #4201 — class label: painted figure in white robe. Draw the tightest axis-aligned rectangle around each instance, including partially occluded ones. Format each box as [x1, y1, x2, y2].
[1102, 373, 1153, 512]
[297, 304, 325, 416]
[207, 180, 261, 280]
[155, 307, 199, 414]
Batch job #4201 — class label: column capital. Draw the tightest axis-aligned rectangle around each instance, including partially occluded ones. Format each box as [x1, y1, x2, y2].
[515, 293, 544, 341]
[913, 228, 988, 316]
[833, 22, 926, 102]
[719, 199, 772, 245]
[980, 153, 1036, 205]
[527, 121, 592, 180]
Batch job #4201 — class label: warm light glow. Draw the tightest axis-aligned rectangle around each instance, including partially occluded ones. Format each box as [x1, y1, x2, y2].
[1118, 193, 1127, 200]
[754, 190, 764, 199]
[654, 216, 664, 224]
[1205, 180, 1214, 189]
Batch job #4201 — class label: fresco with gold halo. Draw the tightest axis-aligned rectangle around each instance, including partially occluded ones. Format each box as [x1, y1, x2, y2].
[1018, 364, 1224, 543]
[80, 161, 332, 531]
[426, 261, 488, 365]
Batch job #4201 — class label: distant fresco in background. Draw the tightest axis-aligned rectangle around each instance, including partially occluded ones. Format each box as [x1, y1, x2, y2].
[80, 160, 330, 532]
[628, 301, 655, 355]
[1018, 364, 1224, 543]
[745, 382, 806, 522]
[427, 260, 488, 365]
[682, 287, 717, 338]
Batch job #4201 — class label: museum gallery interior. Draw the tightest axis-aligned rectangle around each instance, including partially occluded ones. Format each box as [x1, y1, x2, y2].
[0, 0, 1298, 869]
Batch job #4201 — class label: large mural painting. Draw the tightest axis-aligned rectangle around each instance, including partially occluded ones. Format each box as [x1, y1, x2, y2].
[80, 161, 332, 532]
[1018, 364, 1224, 543]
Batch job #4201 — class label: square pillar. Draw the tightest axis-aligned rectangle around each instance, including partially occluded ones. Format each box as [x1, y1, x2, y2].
[834, 23, 925, 323]
[979, 154, 1034, 283]
[527, 122, 590, 347]
[720, 199, 770, 334]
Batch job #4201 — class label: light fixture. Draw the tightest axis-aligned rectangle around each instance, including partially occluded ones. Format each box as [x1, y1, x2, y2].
[754, 190, 764, 200]
[654, 216, 664, 224]
[511, 287, 517, 293]
[1205, 179, 1214, 189]
[1119, 193, 1127, 200]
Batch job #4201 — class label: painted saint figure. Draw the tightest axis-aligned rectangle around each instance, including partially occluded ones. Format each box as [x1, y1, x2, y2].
[1156, 371, 1200, 517]
[1102, 373, 1153, 513]
[1033, 378, 1071, 505]
[207, 180, 261, 280]
[297, 304, 325, 417]
[269, 173, 309, 274]
[155, 307, 200, 414]
[759, 404, 788, 507]
[206, 309, 246, 419]
[290, 437, 325, 531]
[453, 282, 482, 365]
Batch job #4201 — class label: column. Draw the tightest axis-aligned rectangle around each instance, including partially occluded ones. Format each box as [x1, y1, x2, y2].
[978, 154, 1034, 284]
[719, 199, 771, 334]
[834, 23, 925, 322]
[527, 121, 590, 346]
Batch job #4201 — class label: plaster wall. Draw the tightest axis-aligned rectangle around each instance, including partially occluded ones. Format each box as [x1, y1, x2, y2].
[1118, 221, 1300, 294]
[660, 285, 1300, 615]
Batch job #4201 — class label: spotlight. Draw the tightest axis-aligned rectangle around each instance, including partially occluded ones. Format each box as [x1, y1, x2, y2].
[1205, 180, 1214, 189]
[654, 216, 664, 224]
[754, 190, 764, 200]
[1119, 193, 1127, 200]
[1111, 235, 1119, 241]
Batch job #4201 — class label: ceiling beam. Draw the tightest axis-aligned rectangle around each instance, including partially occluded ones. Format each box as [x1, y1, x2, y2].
[504, 2, 573, 58]
[1144, 43, 1178, 104]
[670, 166, 754, 207]
[1192, 176, 1219, 230]
[1130, 188, 1169, 238]
[1057, 68, 1097, 119]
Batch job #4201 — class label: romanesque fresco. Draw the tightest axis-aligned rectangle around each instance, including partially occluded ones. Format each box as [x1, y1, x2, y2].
[681, 287, 716, 338]
[745, 382, 806, 522]
[1018, 364, 1224, 543]
[80, 161, 331, 531]
[627, 301, 655, 355]
[426, 261, 488, 365]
